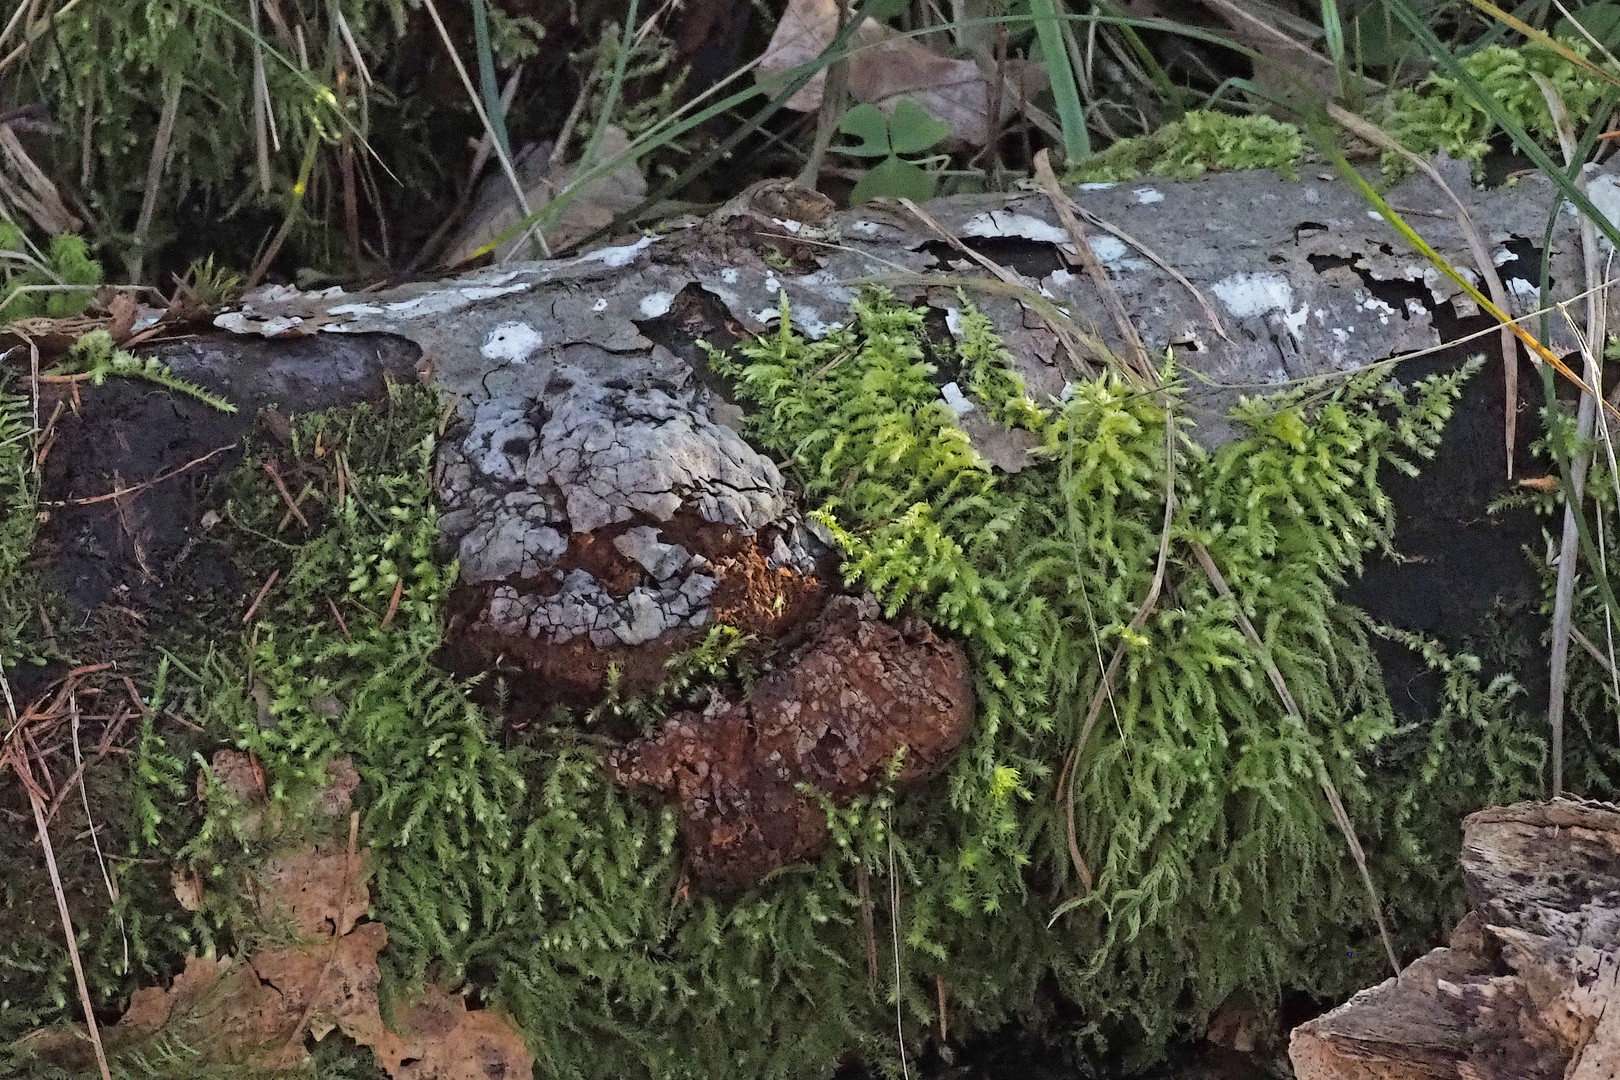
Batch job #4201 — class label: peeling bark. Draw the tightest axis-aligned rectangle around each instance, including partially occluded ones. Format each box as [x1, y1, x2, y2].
[1290, 800, 1620, 1079]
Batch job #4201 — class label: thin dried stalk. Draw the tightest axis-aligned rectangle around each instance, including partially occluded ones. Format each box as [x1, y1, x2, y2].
[797, 0, 849, 189]
[0, 125, 80, 233]
[13, 745, 113, 1080]
[1190, 541, 1400, 976]
[1328, 103, 1522, 477]
[893, 197, 1096, 376]
[1033, 149, 1152, 379]
[419, 0, 541, 257]
[251, 0, 272, 195]
[130, 77, 184, 282]
[1539, 78, 1605, 797]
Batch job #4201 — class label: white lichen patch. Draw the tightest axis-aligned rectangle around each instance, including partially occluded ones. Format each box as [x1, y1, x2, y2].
[1211, 272, 1295, 318]
[573, 235, 655, 268]
[481, 322, 545, 365]
[1088, 235, 1130, 268]
[639, 292, 676, 318]
[961, 210, 1072, 247]
[1133, 187, 1165, 204]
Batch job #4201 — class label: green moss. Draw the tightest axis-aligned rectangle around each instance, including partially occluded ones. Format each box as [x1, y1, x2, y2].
[1066, 109, 1304, 184]
[1384, 41, 1613, 173]
[2, 304, 1566, 1078]
[0, 224, 101, 323]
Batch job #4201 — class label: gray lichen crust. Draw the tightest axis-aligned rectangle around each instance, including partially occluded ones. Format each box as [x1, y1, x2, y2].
[436, 360, 798, 646]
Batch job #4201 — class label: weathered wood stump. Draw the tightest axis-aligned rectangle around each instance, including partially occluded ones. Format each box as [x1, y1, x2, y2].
[1290, 800, 1620, 1079]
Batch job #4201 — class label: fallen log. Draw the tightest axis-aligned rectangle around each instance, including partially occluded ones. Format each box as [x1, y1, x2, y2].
[1290, 799, 1620, 1079]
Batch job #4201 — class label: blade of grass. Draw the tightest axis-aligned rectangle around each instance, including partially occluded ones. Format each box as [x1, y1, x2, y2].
[470, 0, 510, 162]
[1320, 0, 1361, 110]
[578, 0, 639, 172]
[1030, 0, 1090, 163]
[1531, 85, 1620, 787]
[421, 0, 539, 257]
[502, 0, 640, 261]
[173, 0, 391, 182]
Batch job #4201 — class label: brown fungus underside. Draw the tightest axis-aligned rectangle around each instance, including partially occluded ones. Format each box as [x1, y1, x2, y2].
[609, 594, 974, 889]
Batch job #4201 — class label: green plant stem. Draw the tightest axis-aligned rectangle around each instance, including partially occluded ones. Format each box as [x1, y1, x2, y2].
[470, 0, 513, 163]
[1030, 0, 1090, 164]
[577, 0, 639, 171]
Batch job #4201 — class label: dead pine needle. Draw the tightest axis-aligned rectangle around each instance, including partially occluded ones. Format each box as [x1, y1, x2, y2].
[243, 568, 280, 625]
[328, 597, 353, 641]
[262, 460, 310, 529]
[380, 577, 404, 629]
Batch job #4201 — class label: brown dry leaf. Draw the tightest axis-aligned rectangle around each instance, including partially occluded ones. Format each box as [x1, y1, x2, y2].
[253, 841, 369, 939]
[365, 986, 536, 1080]
[320, 754, 360, 817]
[105, 292, 140, 343]
[93, 932, 532, 1079]
[93, 925, 391, 1069]
[757, 0, 1046, 147]
[443, 126, 646, 265]
[171, 868, 204, 912]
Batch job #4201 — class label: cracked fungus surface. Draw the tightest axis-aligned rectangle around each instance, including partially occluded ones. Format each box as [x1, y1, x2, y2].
[436, 375, 822, 651]
[610, 596, 974, 889]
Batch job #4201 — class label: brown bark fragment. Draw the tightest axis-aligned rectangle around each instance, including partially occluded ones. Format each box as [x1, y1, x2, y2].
[610, 594, 973, 888]
[1291, 800, 1620, 1080]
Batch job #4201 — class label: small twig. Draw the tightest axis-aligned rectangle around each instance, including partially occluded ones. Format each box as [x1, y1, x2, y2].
[277, 482, 314, 533]
[243, 568, 280, 625]
[46, 443, 237, 507]
[262, 460, 310, 529]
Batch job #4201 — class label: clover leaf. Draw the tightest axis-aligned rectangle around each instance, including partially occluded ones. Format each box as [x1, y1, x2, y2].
[836, 100, 951, 204]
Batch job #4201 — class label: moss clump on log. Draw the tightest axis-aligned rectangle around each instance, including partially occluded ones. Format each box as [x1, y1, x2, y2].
[2, 296, 1601, 1078]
